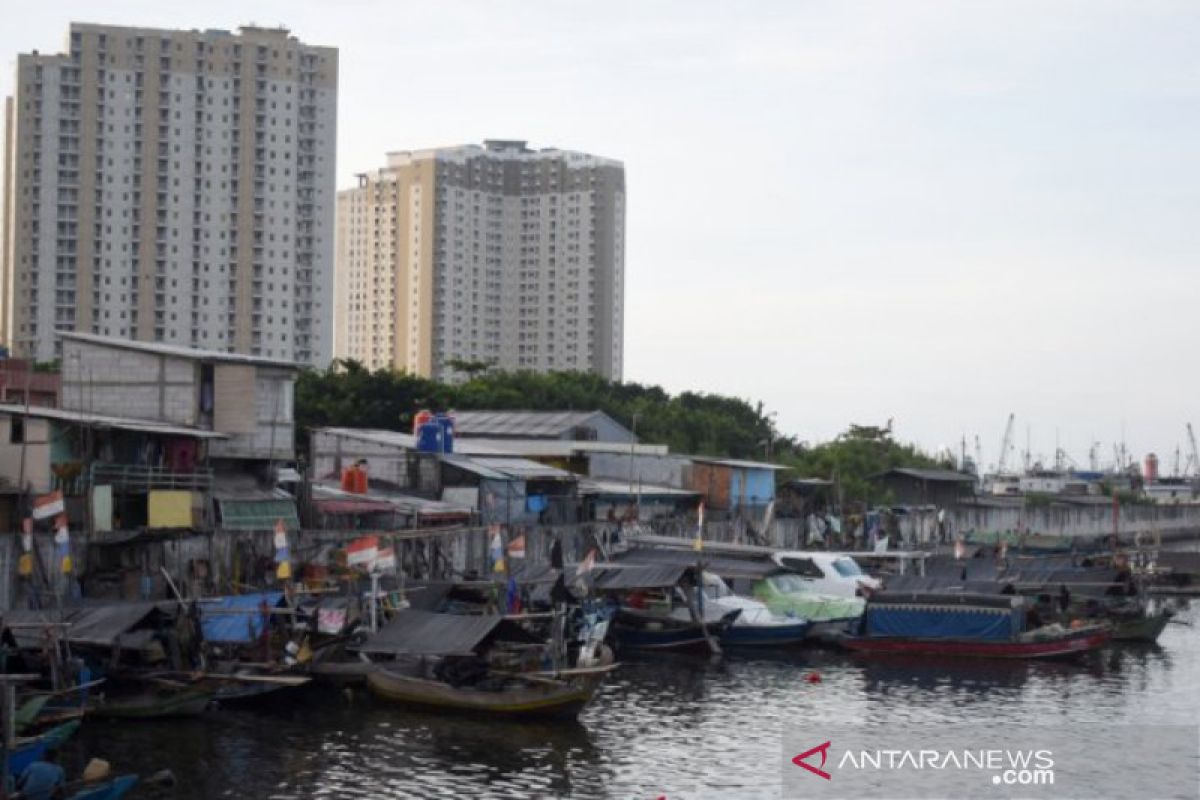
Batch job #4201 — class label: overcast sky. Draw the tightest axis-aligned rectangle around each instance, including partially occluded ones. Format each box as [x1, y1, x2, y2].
[3, 1, 1198, 472]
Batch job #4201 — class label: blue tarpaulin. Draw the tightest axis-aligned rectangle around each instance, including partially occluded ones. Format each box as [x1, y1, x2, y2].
[865, 593, 1022, 641]
[200, 592, 284, 644]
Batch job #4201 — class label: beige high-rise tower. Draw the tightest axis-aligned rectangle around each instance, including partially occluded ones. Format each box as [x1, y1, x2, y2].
[2, 23, 338, 364]
[335, 140, 625, 380]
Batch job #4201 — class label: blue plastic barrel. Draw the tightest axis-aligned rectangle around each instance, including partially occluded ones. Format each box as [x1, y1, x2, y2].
[416, 421, 443, 453]
[437, 413, 455, 453]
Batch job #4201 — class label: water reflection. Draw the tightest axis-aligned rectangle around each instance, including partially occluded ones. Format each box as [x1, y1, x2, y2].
[62, 604, 1200, 799]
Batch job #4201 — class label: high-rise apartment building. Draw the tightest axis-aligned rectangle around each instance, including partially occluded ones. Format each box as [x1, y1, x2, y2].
[1, 23, 337, 364]
[335, 140, 624, 380]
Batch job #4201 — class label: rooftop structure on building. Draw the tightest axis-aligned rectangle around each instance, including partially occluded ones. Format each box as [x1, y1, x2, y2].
[2, 22, 338, 365]
[451, 410, 634, 442]
[334, 141, 625, 380]
[60, 331, 297, 460]
[870, 467, 978, 507]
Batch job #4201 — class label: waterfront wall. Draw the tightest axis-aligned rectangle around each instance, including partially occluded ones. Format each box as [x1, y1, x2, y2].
[0, 523, 608, 612]
[3, 501, 1198, 611]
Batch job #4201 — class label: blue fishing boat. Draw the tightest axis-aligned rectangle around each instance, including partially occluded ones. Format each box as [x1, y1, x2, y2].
[70, 775, 138, 800]
[612, 607, 738, 651]
[7, 719, 81, 777]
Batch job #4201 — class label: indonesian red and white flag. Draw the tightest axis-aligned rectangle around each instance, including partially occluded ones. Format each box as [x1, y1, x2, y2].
[693, 501, 705, 552]
[507, 534, 526, 559]
[575, 548, 597, 578]
[347, 534, 380, 567]
[273, 519, 289, 550]
[373, 546, 397, 573]
[32, 491, 64, 520]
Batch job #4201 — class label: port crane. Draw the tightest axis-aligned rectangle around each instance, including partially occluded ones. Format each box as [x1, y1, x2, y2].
[997, 413, 1016, 474]
[1187, 423, 1200, 477]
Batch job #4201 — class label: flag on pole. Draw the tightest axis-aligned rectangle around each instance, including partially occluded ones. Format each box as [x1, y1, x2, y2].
[507, 534, 526, 559]
[18, 520, 33, 577]
[54, 523, 71, 574]
[506, 577, 522, 614]
[273, 519, 291, 580]
[489, 526, 505, 574]
[347, 534, 380, 567]
[693, 501, 705, 552]
[32, 491, 64, 520]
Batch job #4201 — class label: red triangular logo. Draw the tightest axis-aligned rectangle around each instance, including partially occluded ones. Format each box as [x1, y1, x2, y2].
[792, 740, 832, 780]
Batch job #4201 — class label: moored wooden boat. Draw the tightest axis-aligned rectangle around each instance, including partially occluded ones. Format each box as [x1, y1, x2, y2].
[611, 608, 736, 652]
[357, 608, 617, 720]
[367, 666, 610, 720]
[842, 626, 1111, 659]
[1110, 610, 1173, 643]
[90, 685, 213, 719]
[841, 591, 1111, 660]
[7, 720, 81, 777]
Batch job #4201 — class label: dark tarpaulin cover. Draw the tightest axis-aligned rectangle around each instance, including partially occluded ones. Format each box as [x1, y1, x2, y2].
[882, 574, 958, 593]
[506, 562, 562, 585]
[865, 592, 1022, 641]
[200, 592, 284, 643]
[925, 556, 1000, 582]
[358, 609, 537, 657]
[1008, 567, 1119, 597]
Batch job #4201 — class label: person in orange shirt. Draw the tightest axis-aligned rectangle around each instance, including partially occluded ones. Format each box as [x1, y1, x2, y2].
[341, 460, 369, 494]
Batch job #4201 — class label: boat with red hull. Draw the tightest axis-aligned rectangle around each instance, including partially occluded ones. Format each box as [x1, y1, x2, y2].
[842, 626, 1110, 659]
[841, 591, 1111, 660]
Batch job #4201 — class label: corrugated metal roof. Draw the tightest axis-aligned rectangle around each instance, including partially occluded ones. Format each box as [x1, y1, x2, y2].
[874, 467, 978, 483]
[312, 484, 472, 518]
[578, 479, 699, 498]
[440, 454, 512, 480]
[470, 457, 575, 480]
[316, 427, 418, 449]
[0, 404, 228, 439]
[60, 332, 299, 369]
[454, 438, 667, 457]
[441, 454, 575, 481]
[452, 410, 615, 438]
[689, 456, 787, 471]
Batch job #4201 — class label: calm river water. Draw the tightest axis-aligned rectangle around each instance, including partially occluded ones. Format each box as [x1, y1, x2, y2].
[64, 602, 1200, 799]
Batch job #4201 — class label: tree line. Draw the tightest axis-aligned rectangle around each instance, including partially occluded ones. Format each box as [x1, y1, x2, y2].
[295, 361, 946, 504]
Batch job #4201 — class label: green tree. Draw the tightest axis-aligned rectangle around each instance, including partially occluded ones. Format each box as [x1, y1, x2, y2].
[778, 422, 947, 508]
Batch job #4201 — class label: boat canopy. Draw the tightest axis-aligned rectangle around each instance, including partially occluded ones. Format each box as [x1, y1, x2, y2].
[589, 563, 693, 591]
[6, 602, 177, 649]
[199, 592, 285, 644]
[1007, 567, 1120, 597]
[612, 547, 780, 581]
[358, 609, 540, 657]
[864, 592, 1025, 642]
